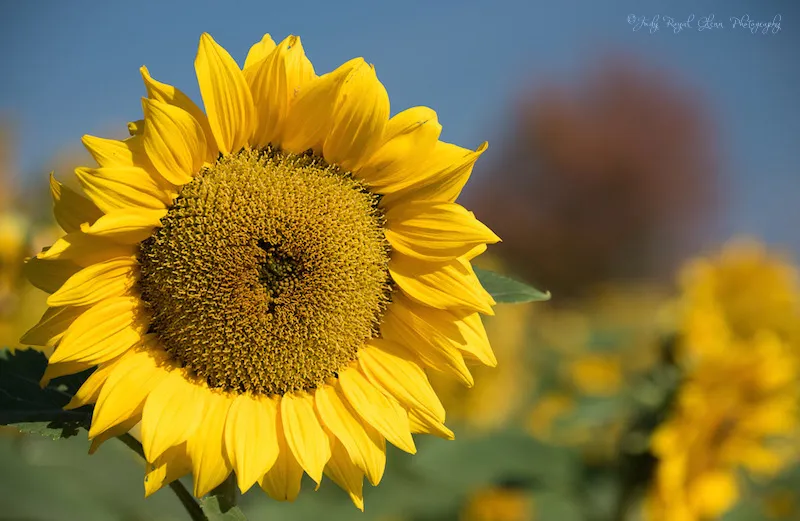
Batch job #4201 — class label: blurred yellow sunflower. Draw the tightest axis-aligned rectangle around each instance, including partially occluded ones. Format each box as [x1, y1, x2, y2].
[23, 33, 500, 508]
[460, 487, 534, 521]
[0, 121, 35, 351]
[679, 239, 800, 357]
[0, 212, 27, 319]
[647, 330, 799, 521]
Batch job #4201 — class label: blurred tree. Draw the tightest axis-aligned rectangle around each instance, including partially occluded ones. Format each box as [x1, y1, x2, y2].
[467, 57, 719, 300]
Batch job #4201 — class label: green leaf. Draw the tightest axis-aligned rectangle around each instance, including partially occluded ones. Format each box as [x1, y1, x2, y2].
[201, 497, 248, 521]
[474, 267, 551, 304]
[0, 348, 92, 438]
[13, 420, 84, 440]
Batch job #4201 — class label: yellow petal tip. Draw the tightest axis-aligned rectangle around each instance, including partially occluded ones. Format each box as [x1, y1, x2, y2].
[143, 483, 159, 498]
[127, 120, 144, 136]
[63, 398, 82, 410]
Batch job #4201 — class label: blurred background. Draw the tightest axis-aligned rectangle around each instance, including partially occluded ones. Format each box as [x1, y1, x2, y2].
[1, 0, 799, 520]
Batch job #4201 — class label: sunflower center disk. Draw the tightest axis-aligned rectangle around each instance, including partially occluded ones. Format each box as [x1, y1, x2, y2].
[137, 149, 391, 395]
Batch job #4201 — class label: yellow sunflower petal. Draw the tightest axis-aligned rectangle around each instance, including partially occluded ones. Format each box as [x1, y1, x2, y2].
[40, 361, 93, 387]
[49, 296, 147, 365]
[323, 61, 389, 171]
[465, 243, 488, 261]
[408, 411, 455, 440]
[259, 411, 304, 502]
[359, 339, 446, 422]
[46, 256, 138, 307]
[36, 232, 136, 267]
[381, 141, 488, 207]
[75, 166, 174, 214]
[141, 370, 205, 462]
[145, 442, 193, 497]
[358, 107, 441, 192]
[389, 252, 495, 315]
[384, 201, 500, 262]
[81, 134, 147, 169]
[187, 389, 234, 498]
[195, 33, 255, 154]
[142, 97, 208, 186]
[244, 34, 276, 69]
[454, 310, 497, 367]
[140, 65, 216, 161]
[223, 393, 280, 493]
[281, 58, 361, 155]
[315, 383, 386, 486]
[324, 437, 365, 511]
[89, 344, 170, 438]
[80, 208, 166, 244]
[245, 35, 316, 148]
[458, 256, 495, 305]
[49, 173, 103, 233]
[65, 353, 129, 409]
[380, 295, 474, 386]
[23, 257, 81, 294]
[128, 120, 144, 136]
[88, 415, 141, 455]
[338, 366, 416, 454]
[281, 391, 331, 485]
[21, 304, 87, 347]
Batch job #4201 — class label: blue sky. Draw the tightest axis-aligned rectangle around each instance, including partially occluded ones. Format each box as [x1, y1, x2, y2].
[1, 0, 798, 251]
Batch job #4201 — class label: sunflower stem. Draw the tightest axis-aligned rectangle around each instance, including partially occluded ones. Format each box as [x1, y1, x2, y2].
[210, 474, 239, 512]
[117, 433, 209, 521]
[169, 481, 209, 521]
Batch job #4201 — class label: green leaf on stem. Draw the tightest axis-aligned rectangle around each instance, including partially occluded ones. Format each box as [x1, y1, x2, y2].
[474, 267, 551, 304]
[201, 496, 248, 520]
[0, 348, 92, 439]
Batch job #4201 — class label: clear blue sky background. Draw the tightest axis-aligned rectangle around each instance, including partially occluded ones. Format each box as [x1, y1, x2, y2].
[1, 0, 798, 251]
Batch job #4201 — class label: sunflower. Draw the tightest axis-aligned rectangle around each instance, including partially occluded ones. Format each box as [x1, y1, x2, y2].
[646, 329, 799, 521]
[644, 242, 800, 520]
[678, 239, 800, 355]
[22, 33, 500, 509]
[460, 486, 534, 521]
